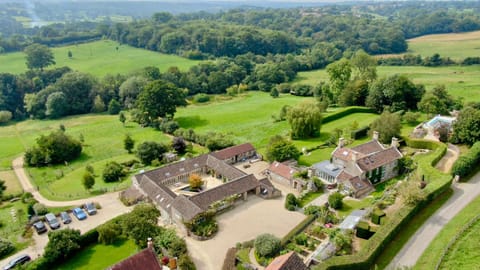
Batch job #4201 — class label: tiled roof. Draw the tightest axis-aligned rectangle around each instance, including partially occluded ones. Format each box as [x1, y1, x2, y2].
[332, 148, 364, 162]
[206, 155, 246, 180]
[108, 248, 162, 270]
[356, 147, 402, 171]
[189, 174, 259, 210]
[171, 195, 204, 221]
[336, 171, 354, 182]
[212, 143, 255, 160]
[265, 251, 308, 270]
[351, 140, 384, 155]
[347, 176, 372, 192]
[259, 177, 275, 188]
[138, 176, 176, 211]
[268, 161, 298, 180]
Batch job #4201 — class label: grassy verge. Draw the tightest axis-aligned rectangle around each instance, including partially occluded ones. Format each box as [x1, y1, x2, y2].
[56, 238, 138, 270]
[298, 191, 323, 207]
[0, 40, 199, 76]
[373, 188, 453, 269]
[416, 193, 480, 270]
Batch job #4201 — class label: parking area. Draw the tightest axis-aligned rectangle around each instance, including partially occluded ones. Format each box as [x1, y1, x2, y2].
[185, 190, 305, 270]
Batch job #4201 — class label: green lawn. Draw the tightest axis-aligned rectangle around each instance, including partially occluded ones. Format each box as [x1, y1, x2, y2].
[0, 170, 23, 195]
[296, 65, 480, 102]
[337, 197, 374, 217]
[0, 113, 176, 200]
[56, 238, 138, 270]
[0, 40, 199, 77]
[416, 193, 480, 270]
[372, 188, 453, 270]
[0, 201, 31, 257]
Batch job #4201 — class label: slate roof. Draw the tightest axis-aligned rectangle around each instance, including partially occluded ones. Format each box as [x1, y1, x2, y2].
[356, 147, 402, 171]
[265, 251, 308, 270]
[138, 176, 176, 210]
[268, 161, 298, 180]
[171, 195, 204, 221]
[206, 155, 246, 179]
[347, 176, 372, 193]
[212, 143, 255, 160]
[351, 140, 384, 155]
[189, 174, 259, 210]
[108, 248, 162, 270]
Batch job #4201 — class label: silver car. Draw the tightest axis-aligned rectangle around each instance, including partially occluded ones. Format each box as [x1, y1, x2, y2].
[45, 213, 60, 229]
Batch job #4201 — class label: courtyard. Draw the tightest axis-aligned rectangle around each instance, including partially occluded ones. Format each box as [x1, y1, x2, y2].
[184, 189, 305, 270]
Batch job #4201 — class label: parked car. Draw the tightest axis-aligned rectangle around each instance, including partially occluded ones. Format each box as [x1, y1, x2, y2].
[3, 254, 31, 270]
[84, 202, 97, 215]
[60, 211, 72, 224]
[45, 213, 60, 229]
[32, 221, 47, 234]
[72, 207, 87, 220]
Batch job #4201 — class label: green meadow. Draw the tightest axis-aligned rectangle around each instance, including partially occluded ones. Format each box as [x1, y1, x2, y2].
[0, 40, 199, 77]
[296, 65, 480, 102]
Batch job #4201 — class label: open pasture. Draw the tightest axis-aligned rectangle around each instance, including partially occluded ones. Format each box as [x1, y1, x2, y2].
[0, 40, 198, 76]
[296, 65, 480, 102]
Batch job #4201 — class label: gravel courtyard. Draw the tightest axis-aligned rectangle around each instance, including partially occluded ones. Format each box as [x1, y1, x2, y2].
[185, 193, 305, 270]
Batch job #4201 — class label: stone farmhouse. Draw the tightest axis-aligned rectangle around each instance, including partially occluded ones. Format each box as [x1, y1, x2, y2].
[312, 131, 403, 198]
[132, 143, 280, 234]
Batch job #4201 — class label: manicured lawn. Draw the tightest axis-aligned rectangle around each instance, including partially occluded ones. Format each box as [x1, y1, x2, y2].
[337, 197, 374, 217]
[0, 201, 31, 257]
[0, 113, 178, 200]
[0, 40, 199, 77]
[56, 238, 138, 270]
[296, 65, 480, 102]
[373, 188, 453, 269]
[298, 191, 323, 207]
[416, 193, 480, 270]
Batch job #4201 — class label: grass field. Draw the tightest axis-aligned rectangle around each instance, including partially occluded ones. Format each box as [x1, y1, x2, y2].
[0, 40, 199, 77]
[0, 201, 31, 256]
[56, 238, 138, 270]
[296, 65, 480, 102]
[416, 193, 480, 270]
[0, 113, 180, 200]
[0, 170, 22, 195]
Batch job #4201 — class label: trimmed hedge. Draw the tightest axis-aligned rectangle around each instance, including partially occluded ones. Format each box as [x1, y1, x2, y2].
[355, 221, 373, 240]
[371, 209, 386, 225]
[451, 141, 480, 178]
[322, 107, 376, 125]
[281, 214, 316, 247]
[351, 126, 369, 140]
[314, 137, 452, 269]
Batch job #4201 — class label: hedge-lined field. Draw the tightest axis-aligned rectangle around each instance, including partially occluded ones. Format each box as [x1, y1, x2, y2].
[296, 65, 480, 102]
[0, 40, 199, 76]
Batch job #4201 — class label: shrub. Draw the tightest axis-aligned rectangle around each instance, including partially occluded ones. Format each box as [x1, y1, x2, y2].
[350, 126, 369, 140]
[371, 209, 386, 225]
[102, 161, 125, 182]
[285, 193, 298, 211]
[178, 255, 197, 270]
[33, 203, 48, 215]
[355, 221, 373, 239]
[281, 215, 316, 247]
[43, 229, 81, 264]
[193, 93, 210, 103]
[328, 192, 344, 209]
[295, 233, 308, 246]
[0, 110, 12, 124]
[255, 233, 281, 258]
[97, 222, 122, 244]
[108, 99, 121, 114]
[451, 142, 480, 178]
[304, 205, 322, 215]
[403, 111, 421, 124]
[0, 238, 14, 258]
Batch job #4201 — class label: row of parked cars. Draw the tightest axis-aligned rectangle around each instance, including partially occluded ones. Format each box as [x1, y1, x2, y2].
[32, 202, 97, 235]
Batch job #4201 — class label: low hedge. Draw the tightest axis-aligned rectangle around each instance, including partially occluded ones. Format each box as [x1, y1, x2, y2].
[351, 126, 369, 140]
[371, 209, 386, 225]
[322, 107, 376, 125]
[355, 221, 373, 240]
[280, 214, 316, 247]
[314, 137, 452, 269]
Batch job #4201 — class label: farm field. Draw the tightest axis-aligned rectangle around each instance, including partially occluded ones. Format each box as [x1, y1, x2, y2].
[296, 65, 480, 102]
[0, 113, 180, 200]
[416, 194, 480, 270]
[56, 238, 138, 270]
[0, 40, 199, 77]
[405, 30, 480, 60]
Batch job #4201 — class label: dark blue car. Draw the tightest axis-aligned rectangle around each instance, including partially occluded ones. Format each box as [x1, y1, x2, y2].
[72, 207, 87, 220]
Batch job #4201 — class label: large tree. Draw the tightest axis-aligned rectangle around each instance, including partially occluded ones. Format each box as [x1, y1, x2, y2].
[24, 43, 55, 71]
[265, 135, 301, 162]
[136, 141, 169, 165]
[452, 107, 480, 145]
[135, 80, 187, 125]
[351, 50, 377, 83]
[287, 101, 322, 139]
[418, 85, 457, 116]
[369, 111, 402, 144]
[326, 58, 352, 101]
[24, 130, 82, 166]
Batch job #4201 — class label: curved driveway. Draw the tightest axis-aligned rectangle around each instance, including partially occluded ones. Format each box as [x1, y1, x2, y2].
[387, 170, 480, 269]
[1, 157, 132, 268]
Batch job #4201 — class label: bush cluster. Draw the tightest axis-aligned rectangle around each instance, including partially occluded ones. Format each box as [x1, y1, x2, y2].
[174, 128, 234, 151]
[451, 142, 480, 178]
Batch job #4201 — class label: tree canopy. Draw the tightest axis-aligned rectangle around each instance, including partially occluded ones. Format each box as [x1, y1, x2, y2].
[24, 130, 82, 166]
[265, 135, 301, 162]
[24, 43, 55, 71]
[287, 101, 322, 139]
[452, 107, 480, 145]
[369, 111, 402, 144]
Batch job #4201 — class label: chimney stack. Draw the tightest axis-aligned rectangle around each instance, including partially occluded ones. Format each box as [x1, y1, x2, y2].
[338, 137, 345, 148]
[373, 131, 379, 141]
[391, 137, 399, 148]
[352, 151, 358, 162]
[147, 237, 153, 250]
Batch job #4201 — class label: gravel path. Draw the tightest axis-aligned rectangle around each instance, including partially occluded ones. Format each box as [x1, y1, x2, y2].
[1, 157, 132, 268]
[387, 171, 480, 269]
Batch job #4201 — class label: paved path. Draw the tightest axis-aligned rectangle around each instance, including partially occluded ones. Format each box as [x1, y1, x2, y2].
[387, 171, 480, 269]
[435, 144, 459, 173]
[1, 157, 132, 268]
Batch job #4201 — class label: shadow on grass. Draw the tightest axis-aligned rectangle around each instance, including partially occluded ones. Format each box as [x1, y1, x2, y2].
[175, 116, 209, 129]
